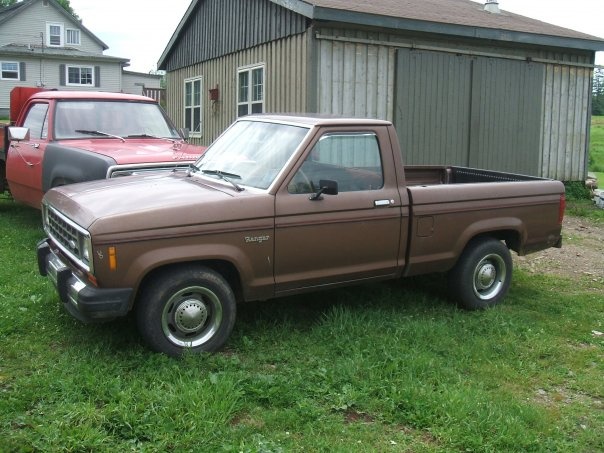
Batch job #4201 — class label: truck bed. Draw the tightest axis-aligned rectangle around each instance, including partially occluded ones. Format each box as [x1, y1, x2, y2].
[404, 165, 545, 186]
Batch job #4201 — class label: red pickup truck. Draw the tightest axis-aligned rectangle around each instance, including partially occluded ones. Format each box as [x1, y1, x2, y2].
[37, 115, 565, 357]
[1, 89, 205, 208]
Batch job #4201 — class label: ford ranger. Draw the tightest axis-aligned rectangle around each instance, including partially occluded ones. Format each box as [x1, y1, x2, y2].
[1, 90, 205, 208]
[37, 115, 565, 356]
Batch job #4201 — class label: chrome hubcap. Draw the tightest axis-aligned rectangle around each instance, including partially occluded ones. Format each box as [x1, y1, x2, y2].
[161, 286, 223, 348]
[174, 300, 208, 333]
[473, 254, 506, 300]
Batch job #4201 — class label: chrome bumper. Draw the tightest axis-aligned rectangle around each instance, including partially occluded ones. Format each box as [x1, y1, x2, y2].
[37, 239, 132, 323]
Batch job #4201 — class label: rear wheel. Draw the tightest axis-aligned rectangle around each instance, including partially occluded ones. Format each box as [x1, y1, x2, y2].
[448, 238, 512, 310]
[136, 266, 236, 357]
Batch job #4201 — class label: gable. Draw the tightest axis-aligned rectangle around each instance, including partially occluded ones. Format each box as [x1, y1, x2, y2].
[0, 0, 108, 52]
[159, 0, 308, 71]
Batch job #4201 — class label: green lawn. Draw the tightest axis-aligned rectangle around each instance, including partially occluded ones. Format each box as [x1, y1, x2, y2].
[0, 193, 602, 452]
[590, 116, 604, 183]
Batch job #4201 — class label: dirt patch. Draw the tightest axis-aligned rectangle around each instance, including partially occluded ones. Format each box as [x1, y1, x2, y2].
[513, 216, 604, 283]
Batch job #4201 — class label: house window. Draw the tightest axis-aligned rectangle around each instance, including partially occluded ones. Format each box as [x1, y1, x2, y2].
[67, 65, 93, 86]
[66, 29, 80, 45]
[47, 23, 64, 47]
[1, 62, 19, 80]
[237, 64, 264, 117]
[184, 77, 202, 136]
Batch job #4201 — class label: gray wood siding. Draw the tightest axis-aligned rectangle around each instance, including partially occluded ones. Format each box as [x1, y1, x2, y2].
[542, 64, 591, 181]
[162, 0, 308, 72]
[395, 49, 544, 175]
[166, 32, 310, 145]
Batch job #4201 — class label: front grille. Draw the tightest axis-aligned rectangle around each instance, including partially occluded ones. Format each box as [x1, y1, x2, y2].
[43, 203, 93, 273]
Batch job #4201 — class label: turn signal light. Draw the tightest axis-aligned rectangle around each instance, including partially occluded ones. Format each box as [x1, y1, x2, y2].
[108, 246, 117, 271]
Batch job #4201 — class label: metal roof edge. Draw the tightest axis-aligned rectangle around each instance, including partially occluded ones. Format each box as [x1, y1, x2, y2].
[312, 7, 604, 52]
[158, 0, 199, 69]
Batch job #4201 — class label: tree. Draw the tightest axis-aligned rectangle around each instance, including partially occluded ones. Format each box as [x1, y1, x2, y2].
[593, 68, 604, 116]
[0, 0, 78, 19]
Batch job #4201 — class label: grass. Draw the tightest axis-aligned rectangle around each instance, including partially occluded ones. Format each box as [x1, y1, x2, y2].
[590, 116, 604, 183]
[0, 192, 603, 452]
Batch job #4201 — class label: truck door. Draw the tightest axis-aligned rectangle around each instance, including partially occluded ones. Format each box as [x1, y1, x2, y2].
[6, 102, 49, 208]
[274, 127, 407, 295]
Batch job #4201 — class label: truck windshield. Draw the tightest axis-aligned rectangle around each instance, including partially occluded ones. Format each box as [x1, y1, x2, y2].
[54, 101, 181, 140]
[195, 120, 309, 190]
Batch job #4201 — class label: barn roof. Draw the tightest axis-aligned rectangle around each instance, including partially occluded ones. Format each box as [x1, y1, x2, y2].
[159, 0, 604, 68]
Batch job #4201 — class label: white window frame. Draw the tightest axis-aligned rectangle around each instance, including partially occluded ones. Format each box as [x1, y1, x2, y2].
[184, 76, 203, 137]
[46, 22, 64, 47]
[65, 28, 81, 46]
[66, 65, 94, 86]
[1, 61, 19, 80]
[237, 63, 265, 117]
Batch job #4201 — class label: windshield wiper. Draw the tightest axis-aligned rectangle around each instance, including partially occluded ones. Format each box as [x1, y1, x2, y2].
[75, 129, 125, 142]
[201, 169, 244, 192]
[127, 133, 179, 144]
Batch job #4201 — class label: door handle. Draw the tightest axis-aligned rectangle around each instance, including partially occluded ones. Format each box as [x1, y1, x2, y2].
[374, 199, 394, 207]
[28, 143, 40, 149]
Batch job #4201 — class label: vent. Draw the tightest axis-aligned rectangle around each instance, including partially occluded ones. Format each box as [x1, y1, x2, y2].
[484, 0, 500, 14]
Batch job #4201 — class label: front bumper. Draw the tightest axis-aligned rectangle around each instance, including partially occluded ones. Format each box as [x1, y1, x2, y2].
[37, 239, 133, 323]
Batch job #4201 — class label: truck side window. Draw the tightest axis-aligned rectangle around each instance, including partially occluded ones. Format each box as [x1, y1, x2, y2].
[22, 103, 49, 140]
[288, 132, 384, 194]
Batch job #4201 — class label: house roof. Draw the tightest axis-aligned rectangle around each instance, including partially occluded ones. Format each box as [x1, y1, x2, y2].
[277, 0, 604, 51]
[0, 0, 109, 50]
[0, 43, 129, 64]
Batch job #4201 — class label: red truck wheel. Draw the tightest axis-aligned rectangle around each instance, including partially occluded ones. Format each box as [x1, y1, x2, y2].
[448, 237, 512, 310]
[136, 266, 236, 357]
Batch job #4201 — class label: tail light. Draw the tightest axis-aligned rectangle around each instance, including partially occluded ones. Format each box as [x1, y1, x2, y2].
[558, 194, 566, 225]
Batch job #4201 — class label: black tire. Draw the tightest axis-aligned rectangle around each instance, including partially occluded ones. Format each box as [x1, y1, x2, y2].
[448, 237, 512, 310]
[136, 266, 236, 357]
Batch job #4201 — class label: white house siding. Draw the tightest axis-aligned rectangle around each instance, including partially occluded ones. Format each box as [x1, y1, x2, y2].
[122, 72, 161, 95]
[0, 1, 104, 53]
[166, 31, 309, 146]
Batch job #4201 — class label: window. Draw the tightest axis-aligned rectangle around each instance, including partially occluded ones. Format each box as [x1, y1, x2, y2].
[66, 65, 93, 86]
[1, 62, 19, 80]
[184, 77, 202, 136]
[288, 133, 384, 194]
[237, 65, 264, 117]
[47, 23, 63, 47]
[66, 29, 80, 45]
[23, 103, 49, 140]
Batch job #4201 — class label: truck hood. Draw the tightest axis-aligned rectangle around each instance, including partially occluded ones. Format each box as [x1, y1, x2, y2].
[43, 173, 273, 238]
[55, 138, 205, 163]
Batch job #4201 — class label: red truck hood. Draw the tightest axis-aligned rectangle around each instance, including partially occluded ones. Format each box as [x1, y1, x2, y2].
[56, 138, 205, 164]
[43, 172, 273, 237]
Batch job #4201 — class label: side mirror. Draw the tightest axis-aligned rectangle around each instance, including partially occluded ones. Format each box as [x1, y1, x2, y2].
[179, 128, 190, 140]
[8, 126, 30, 142]
[310, 179, 339, 200]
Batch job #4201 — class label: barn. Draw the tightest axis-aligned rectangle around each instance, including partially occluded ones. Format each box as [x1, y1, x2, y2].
[158, 0, 604, 181]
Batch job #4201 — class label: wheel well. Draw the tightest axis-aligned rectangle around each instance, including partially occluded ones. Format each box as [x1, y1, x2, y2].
[137, 260, 243, 303]
[466, 230, 521, 253]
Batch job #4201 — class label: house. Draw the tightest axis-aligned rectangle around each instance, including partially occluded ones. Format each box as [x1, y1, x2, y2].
[157, 0, 604, 181]
[0, 0, 155, 118]
[122, 70, 164, 105]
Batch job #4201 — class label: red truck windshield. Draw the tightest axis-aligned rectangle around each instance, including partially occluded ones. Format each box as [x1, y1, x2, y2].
[54, 101, 181, 140]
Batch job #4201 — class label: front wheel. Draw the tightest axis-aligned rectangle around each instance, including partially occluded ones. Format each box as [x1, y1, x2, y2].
[136, 266, 236, 357]
[448, 238, 512, 310]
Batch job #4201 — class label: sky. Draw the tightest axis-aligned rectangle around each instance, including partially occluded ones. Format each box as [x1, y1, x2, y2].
[68, 0, 604, 73]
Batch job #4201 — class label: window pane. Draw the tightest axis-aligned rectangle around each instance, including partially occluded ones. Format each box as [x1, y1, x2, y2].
[193, 80, 201, 106]
[68, 67, 79, 84]
[81, 67, 92, 85]
[193, 108, 201, 133]
[1, 62, 18, 79]
[252, 68, 263, 102]
[49, 25, 61, 45]
[185, 82, 192, 107]
[238, 104, 249, 117]
[66, 29, 80, 45]
[23, 103, 49, 139]
[184, 108, 192, 131]
[238, 72, 248, 103]
[251, 103, 263, 114]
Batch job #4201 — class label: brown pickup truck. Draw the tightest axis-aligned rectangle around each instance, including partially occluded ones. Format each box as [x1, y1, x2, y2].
[37, 115, 565, 356]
